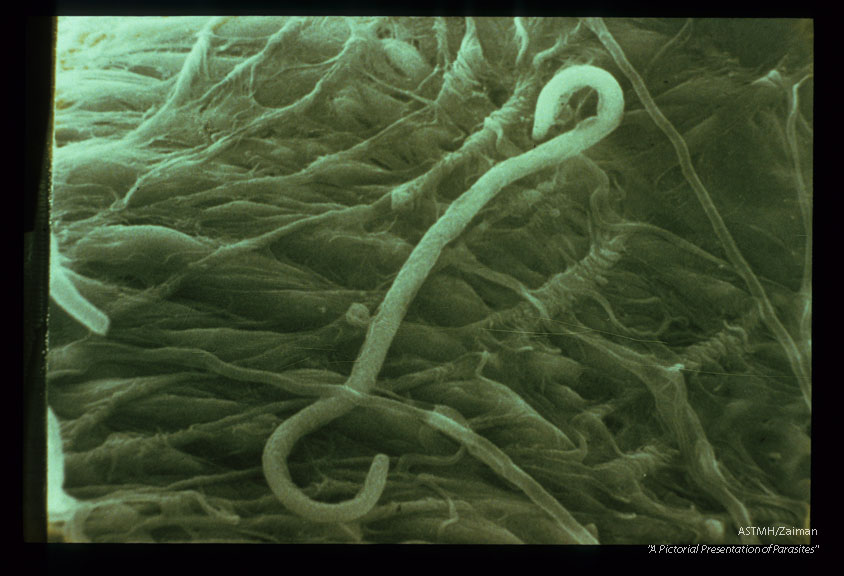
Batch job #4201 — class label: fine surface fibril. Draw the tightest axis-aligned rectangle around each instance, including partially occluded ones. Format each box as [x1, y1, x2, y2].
[48, 407, 82, 524]
[583, 17, 812, 411]
[49, 233, 110, 336]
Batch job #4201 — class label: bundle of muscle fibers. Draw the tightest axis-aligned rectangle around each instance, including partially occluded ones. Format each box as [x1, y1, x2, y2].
[48, 16, 812, 543]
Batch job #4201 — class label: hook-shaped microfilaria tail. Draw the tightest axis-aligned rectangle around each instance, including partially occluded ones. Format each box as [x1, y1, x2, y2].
[528, 65, 624, 170]
[262, 396, 390, 523]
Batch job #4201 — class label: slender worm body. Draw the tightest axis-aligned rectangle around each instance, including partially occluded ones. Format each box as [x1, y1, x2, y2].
[262, 64, 624, 530]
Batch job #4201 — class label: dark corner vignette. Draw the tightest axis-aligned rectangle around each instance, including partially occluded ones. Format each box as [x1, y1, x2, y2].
[24, 15, 55, 544]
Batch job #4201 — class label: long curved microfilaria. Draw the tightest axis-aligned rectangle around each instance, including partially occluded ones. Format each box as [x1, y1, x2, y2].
[262, 64, 624, 531]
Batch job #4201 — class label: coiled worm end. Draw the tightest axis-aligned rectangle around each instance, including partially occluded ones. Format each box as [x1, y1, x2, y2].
[262, 402, 390, 523]
[532, 65, 624, 141]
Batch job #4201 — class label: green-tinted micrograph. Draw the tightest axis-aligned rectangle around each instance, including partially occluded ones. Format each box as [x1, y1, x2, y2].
[47, 16, 812, 544]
